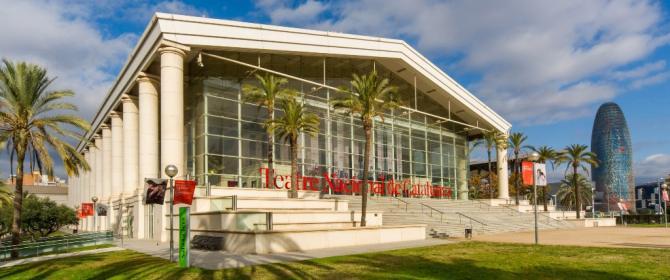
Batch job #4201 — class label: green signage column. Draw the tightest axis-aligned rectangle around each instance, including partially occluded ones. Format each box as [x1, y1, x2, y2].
[179, 207, 190, 268]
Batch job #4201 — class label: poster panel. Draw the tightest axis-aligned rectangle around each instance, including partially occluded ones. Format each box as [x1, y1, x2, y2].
[663, 189, 669, 202]
[97, 203, 108, 216]
[77, 208, 84, 219]
[174, 180, 197, 205]
[535, 163, 547, 186]
[522, 161, 534, 185]
[179, 207, 190, 268]
[81, 203, 94, 216]
[144, 178, 168, 205]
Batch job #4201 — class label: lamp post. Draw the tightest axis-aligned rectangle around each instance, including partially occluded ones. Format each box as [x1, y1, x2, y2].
[528, 151, 540, 245]
[91, 196, 98, 249]
[619, 197, 625, 226]
[662, 183, 668, 228]
[591, 188, 595, 219]
[165, 165, 178, 263]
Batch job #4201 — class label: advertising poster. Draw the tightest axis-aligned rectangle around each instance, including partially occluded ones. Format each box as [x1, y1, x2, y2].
[174, 180, 197, 205]
[522, 161, 534, 185]
[179, 207, 191, 268]
[663, 189, 669, 202]
[97, 203, 108, 216]
[535, 163, 547, 186]
[81, 203, 94, 216]
[77, 208, 84, 219]
[144, 178, 168, 205]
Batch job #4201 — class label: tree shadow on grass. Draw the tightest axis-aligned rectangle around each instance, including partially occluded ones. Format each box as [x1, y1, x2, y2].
[0, 254, 106, 279]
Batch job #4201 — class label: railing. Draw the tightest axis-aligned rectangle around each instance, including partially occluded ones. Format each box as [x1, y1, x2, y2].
[210, 195, 238, 211]
[455, 212, 488, 231]
[0, 231, 114, 259]
[537, 213, 562, 229]
[391, 196, 410, 212]
[420, 203, 445, 222]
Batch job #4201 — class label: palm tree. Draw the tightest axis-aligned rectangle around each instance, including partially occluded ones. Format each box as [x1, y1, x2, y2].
[530, 146, 556, 211]
[265, 98, 320, 198]
[331, 71, 400, 227]
[0, 59, 91, 258]
[473, 130, 506, 199]
[556, 173, 593, 211]
[242, 73, 298, 186]
[507, 132, 529, 205]
[555, 144, 599, 219]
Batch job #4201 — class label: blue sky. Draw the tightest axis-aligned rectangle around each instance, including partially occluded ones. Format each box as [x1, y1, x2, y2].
[1, 0, 670, 183]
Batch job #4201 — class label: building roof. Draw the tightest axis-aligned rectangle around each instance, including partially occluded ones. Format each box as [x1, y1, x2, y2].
[77, 13, 511, 152]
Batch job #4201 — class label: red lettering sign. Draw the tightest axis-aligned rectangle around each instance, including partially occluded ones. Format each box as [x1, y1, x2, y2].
[522, 161, 534, 185]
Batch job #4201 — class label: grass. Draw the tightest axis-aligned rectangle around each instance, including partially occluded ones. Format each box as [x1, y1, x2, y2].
[1, 241, 669, 279]
[625, 224, 668, 228]
[1, 244, 116, 261]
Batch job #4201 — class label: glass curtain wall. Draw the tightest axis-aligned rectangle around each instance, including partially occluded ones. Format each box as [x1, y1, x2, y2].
[186, 51, 470, 199]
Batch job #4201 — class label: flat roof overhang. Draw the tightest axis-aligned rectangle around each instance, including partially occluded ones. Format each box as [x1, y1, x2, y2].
[77, 13, 511, 152]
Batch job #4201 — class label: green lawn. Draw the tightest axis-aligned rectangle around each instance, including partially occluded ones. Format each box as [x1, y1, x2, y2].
[625, 224, 668, 228]
[1, 242, 669, 279]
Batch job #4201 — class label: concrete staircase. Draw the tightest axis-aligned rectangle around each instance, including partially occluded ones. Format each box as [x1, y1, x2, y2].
[325, 194, 580, 238]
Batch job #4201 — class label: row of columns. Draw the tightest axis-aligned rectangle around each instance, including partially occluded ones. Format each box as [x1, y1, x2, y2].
[68, 47, 186, 238]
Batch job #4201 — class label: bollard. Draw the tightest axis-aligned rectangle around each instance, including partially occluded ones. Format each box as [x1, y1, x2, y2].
[465, 228, 472, 240]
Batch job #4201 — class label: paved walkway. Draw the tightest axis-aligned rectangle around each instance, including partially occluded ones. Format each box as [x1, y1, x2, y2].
[473, 226, 670, 249]
[0, 247, 124, 268]
[114, 238, 456, 270]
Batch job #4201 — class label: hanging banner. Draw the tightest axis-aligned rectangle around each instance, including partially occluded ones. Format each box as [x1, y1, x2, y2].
[621, 202, 628, 211]
[617, 202, 624, 211]
[77, 208, 84, 219]
[97, 203, 108, 216]
[663, 189, 669, 202]
[522, 161, 534, 185]
[179, 207, 191, 268]
[144, 178, 168, 205]
[81, 203, 94, 216]
[174, 180, 197, 205]
[535, 163, 547, 186]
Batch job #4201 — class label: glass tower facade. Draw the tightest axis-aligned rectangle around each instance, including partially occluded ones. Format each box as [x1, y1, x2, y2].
[184, 51, 471, 198]
[591, 102, 634, 204]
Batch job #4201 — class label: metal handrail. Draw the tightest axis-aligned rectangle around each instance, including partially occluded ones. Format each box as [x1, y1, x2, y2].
[420, 203, 445, 222]
[0, 231, 113, 259]
[455, 212, 488, 226]
[391, 196, 409, 212]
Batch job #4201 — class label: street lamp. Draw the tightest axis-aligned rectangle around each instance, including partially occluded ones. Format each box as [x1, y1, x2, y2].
[619, 197, 625, 226]
[91, 197, 98, 232]
[591, 188, 595, 219]
[165, 165, 178, 263]
[528, 151, 540, 245]
[662, 183, 668, 228]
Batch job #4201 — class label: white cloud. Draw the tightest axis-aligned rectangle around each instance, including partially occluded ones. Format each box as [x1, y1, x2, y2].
[255, 0, 329, 26]
[612, 60, 666, 80]
[256, 0, 670, 125]
[630, 71, 670, 89]
[634, 154, 670, 181]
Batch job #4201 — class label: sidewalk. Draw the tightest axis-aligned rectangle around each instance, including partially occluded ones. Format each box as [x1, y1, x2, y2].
[0, 247, 124, 268]
[114, 238, 456, 270]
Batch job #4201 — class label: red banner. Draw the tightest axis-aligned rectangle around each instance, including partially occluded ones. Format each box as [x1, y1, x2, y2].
[81, 203, 94, 216]
[522, 161, 534, 185]
[77, 208, 84, 219]
[663, 190, 668, 202]
[174, 180, 197, 205]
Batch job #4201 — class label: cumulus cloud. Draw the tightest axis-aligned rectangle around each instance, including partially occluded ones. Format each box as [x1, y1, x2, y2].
[0, 0, 202, 179]
[255, 0, 670, 125]
[255, 0, 329, 26]
[630, 71, 670, 89]
[634, 154, 670, 182]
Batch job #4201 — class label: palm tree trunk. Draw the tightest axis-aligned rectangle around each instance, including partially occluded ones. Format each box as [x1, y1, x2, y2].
[268, 107, 275, 186]
[574, 165, 580, 219]
[514, 155, 519, 205]
[487, 150, 492, 199]
[361, 122, 373, 227]
[11, 149, 26, 258]
[543, 186, 548, 212]
[290, 136, 298, 199]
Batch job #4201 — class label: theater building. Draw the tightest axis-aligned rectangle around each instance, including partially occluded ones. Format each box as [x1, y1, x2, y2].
[68, 13, 511, 250]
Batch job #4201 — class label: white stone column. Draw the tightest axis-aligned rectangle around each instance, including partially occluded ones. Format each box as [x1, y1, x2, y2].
[159, 47, 185, 179]
[122, 94, 139, 197]
[83, 149, 90, 210]
[137, 72, 160, 239]
[159, 47, 186, 242]
[111, 112, 124, 201]
[69, 175, 74, 208]
[138, 73, 160, 186]
[94, 135, 103, 201]
[102, 124, 112, 202]
[497, 143, 510, 200]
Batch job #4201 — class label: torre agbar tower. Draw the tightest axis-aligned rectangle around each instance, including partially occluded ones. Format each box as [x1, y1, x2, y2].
[67, 13, 511, 241]
[591, 102, 634, 211]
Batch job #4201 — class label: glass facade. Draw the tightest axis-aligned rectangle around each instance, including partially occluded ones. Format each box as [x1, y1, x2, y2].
[185, 51, 471, 198]
[591, 102, 634, 203]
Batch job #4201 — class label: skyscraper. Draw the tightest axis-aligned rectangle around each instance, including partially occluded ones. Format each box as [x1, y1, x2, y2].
[591, 102, 634, 210]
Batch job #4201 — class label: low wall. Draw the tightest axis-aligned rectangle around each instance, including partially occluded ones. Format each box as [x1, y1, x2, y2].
[566, 218, 616, 227]
[180, 224, 426, 254]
